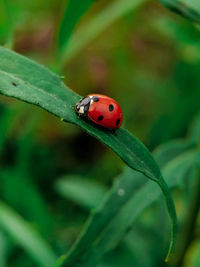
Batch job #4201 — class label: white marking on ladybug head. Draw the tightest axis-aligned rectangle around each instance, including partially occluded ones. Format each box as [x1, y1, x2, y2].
[90, 99, 94, 104]
[79, 106, 85, 114]
[89, 96, 93, 98]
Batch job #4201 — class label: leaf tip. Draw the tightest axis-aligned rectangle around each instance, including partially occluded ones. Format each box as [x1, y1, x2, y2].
[164, 232, 174, 263]
[165, 256, 169, 263]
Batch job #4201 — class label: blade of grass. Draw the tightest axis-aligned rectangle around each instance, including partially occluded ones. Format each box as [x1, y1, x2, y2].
[58, 133, 199, 266]
[184, 241, 200, 267]
[61, 0, 147, 65]
[55, 175, 107, 210]
[0, 202, 57, 267]
[172, 170, 200, 267]
[0, 46, 177, 263]
[57, 0, 95, 54]
[0, 168, 54, 237]
[55, 119, 200, 266]
[188, 113, 200, 143]
[0, 231, 7, 267]
[0, 0, 14, 47]
[77, 148, 200, 267]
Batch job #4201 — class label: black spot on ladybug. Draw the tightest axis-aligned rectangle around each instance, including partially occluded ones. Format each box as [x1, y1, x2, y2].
[109, 104, 114, 112]
[12, 82, 17, 87]
[98, 115, 104, 121]
[116, 118, 120, 126]
[93, 96, 99, 102]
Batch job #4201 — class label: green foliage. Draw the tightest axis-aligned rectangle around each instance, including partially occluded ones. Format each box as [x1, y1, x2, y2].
[1, 135, 54, 237]
[159, 0, 200, 24]
[0, 46, 176, 264]
[185, 241, 200, 267]
[0, 202, 57, 267]
[0, 0, 200, 266]
[0, 47, 166, 179]
[55, 175, 107, 209]
[0, 0, 12, 45]
[61, 0, 146, 65]
[55, 125, 200, 266]
[0, 231, 7, 267]
[58, 0, 95, 54]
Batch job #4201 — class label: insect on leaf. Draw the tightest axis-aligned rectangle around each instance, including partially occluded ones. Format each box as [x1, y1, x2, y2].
[0, 47, 177, 264]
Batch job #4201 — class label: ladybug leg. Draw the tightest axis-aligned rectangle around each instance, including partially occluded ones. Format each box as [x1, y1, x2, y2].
[111, 129, 117, 134]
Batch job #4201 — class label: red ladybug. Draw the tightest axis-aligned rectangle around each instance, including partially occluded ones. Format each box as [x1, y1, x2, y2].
[75, 94, 123, 129]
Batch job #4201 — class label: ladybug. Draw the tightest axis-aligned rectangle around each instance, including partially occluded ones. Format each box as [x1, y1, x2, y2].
[75, 94, 123, 129]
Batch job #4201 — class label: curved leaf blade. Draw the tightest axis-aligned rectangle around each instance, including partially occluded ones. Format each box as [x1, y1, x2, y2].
[58, 0, 95, 53]
[0, 47, 176, 263]
[61, 0, 146, 64]
[0, 46, 163, 181]
[0, 202, 57, 267]
[56, 136, 198, 266]
[82, 148, 200, 267]
[55, 175, 107, 209]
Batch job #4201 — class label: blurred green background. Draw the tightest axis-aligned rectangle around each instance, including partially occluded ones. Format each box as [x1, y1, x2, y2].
[0, 0, 200, 266]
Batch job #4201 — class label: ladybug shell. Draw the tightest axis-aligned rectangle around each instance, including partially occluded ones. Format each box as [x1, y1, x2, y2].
[87, 94, 123, 129]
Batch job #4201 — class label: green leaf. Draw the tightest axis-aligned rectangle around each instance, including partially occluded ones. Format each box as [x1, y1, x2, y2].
[61, 0, 146, 65]
[0, 202, 57, 267]
[0, 168, 54, 237]
[77, 148, 200, 267]
[61, 134, 198, 266]
[0, 231, 7, 267]
[53, 255, 67, 267]
[57, 133, 198, 266]
[56, 136, 198, 265]
[152, 115, 200, 168]
[0, 117, 54, 237]
[151, 16, 200, 63]
[154, 140, 196, 168]
[159, 0, 200, 24]
[0, 47, 176, 263]
[57, 0, 95, 54]
[0, 0, 15, 47]
[188, 113, 200, 143]
[184, 240, 200, 267]
[55, 175, 107, 209]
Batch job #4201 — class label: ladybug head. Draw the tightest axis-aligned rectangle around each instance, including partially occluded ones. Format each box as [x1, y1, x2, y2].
[75, 96, 91, 117]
